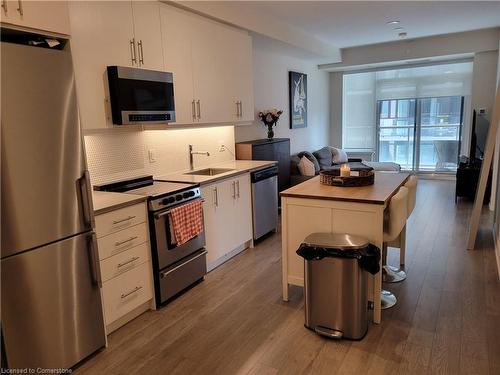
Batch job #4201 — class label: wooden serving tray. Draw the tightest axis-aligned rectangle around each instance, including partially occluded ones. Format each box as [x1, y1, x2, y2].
[320, 169, 375, 187]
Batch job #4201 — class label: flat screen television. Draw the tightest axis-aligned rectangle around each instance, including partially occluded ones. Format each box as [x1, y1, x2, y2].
[469, 109, 489, 162]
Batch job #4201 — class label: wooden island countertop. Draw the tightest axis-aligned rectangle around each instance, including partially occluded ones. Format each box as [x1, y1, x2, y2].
[281, 171, 410, 205]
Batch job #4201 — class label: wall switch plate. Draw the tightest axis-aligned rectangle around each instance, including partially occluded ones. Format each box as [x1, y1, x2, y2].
[148, 149, 156, 163]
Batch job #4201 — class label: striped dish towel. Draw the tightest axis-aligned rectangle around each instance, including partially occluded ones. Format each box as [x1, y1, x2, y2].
[169, 199, 203, 246]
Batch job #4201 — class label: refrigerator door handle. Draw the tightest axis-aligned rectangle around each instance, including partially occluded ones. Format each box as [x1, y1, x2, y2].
[80, 170, 95, 229]
[88, 231, 102, 288]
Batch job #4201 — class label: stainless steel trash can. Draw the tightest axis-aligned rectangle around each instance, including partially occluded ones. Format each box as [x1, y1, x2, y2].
[296, 233, 380, 340]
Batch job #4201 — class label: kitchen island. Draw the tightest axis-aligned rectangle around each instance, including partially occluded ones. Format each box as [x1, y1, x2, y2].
[280, 171, 409, 323]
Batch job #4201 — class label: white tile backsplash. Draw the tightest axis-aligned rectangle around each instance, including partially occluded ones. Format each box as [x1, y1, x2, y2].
[84, 126, 236, 185]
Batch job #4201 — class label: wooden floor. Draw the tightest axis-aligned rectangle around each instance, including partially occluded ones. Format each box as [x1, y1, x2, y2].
[76, 179, 500, 375]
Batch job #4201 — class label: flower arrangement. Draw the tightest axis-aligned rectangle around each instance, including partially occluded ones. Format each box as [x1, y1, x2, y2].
[258, 109, 283, 139]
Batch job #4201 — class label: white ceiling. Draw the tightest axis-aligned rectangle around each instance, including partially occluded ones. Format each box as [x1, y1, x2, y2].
[239, 1, 500, 48]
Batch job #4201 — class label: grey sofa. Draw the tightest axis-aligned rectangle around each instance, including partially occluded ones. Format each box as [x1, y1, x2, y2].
[290, 147, 401, 186]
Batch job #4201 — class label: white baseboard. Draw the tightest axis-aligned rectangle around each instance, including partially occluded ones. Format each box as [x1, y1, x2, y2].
[207, 240, 251, 272]
[493, 226, 500, 280]
[105, 300, 152, 334]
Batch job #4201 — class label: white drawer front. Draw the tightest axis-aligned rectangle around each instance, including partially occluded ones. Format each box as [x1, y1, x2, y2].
[102, 262, 153, 325]
[100, 242, 150, 282]
[97, 222, 149, 260]
[95, 203, 147, 238]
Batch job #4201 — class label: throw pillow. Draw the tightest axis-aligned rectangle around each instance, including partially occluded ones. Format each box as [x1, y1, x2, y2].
[297, 151, 320, 174]
[298, 156, 316, 176]
[313, 147, 333, 168]
[330, 147, 348, 164]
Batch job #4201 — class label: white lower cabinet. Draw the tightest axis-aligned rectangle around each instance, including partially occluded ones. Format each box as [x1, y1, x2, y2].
[101, 262, 153, 325]
[95, 202, 154, 334]
[201, 173, 252, 270]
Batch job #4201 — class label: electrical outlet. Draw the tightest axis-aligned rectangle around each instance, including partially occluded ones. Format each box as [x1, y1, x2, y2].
[218, 145, 225, 152]
[148, 149, 156, 163]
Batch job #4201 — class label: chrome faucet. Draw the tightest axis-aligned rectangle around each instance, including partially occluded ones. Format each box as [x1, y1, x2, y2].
[189, 144, 210, 170]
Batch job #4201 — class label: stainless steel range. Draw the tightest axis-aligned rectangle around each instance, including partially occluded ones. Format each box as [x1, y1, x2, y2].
[95, 176, 207, 306]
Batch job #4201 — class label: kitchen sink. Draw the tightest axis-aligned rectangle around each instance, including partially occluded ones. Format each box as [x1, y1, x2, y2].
[184, 168, 235, 176]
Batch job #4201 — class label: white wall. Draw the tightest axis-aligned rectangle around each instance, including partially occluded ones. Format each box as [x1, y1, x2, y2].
[321, 28, 499, 71]
[471, 51, 499, 118]
[492, 35, 500, 276]
[330, 30, 499, 158]
[84, 126, 235, 185]
[330, 72, 342, 148]
[234, 38, 331, 154]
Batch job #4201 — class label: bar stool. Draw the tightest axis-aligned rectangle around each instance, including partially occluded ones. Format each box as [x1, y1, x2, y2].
[383, 175, 418, 282]
[399, 175, 418, 266]
[381, 186, 408, 309]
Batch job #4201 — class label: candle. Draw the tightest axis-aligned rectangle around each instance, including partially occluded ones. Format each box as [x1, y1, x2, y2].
[340, 164, 350, 177]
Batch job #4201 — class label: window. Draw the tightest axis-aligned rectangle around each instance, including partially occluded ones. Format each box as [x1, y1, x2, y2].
[377, 96, 463, 171]
[341, 62, 473, 172]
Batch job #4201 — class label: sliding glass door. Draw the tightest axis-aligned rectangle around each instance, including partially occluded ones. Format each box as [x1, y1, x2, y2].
[378, 99, 416, 170]
[377, 96, 463, 172]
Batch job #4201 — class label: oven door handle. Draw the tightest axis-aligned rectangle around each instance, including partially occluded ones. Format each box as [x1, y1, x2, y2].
[154, 198, 204, 219]
[155, 210, 172, 220]
[160, 250, 207, 278]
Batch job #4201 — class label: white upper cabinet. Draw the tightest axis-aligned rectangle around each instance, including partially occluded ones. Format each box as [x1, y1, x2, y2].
[69, 1, 164, 130]
[159, 3, 254, 125]
[69, 1, 135, 130]
[131, 1, 164, 71]
[1, 1, 71, 35]
[215, 25, 254, 123]
[159, 5, 195, 125]
[190, 15, 224, 124]
[69, 1, 255, 129]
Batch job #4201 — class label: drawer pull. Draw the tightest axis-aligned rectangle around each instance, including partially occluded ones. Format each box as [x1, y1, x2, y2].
[121, 286, 143, 299]
[117, 257, 140, 268]
[160, 250, 207, 278]
[114, 236, 138, 246]
[112, 215, 136, 225]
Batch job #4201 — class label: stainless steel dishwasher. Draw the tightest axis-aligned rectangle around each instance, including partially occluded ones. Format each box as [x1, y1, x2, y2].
[251, 166, 279, 240]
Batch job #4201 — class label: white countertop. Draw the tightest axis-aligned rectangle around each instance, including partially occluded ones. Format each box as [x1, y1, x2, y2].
[92, 191, 147, 215]
[92, 160, 276, 214]
[155, 160, 277, 185]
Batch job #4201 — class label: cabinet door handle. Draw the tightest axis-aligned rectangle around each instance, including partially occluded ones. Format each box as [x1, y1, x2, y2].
[191, 100, 196, 120]
[196, 100, 201, 120]
[121, 286, 143, 299]
[112, 215, 136, 225]
[130, 39, 137, 65]
[214, 187, 218, 207]
[117, 256, 140, 268]
[231, 181, 236, 199]
[236, 180, 240, 198]
[1, 1, 8, 14]
[115, 236, 138, 247]
[16, 0, 22, 16]
[235, 101, 240, 117]
[239, 101, 243, 118]
[138, 40, 144, 65]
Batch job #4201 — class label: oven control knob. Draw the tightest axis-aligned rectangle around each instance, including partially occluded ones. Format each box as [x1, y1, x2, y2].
[176, 194, 183, 201]
[188, 191, 196, 197]
[183, 192, 190, 198]
[162, 197, 176, 205]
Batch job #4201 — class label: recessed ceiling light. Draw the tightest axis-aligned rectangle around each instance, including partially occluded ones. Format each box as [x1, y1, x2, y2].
[387, 20, 400, 25]
[398, 32, 407, 38]
[393, 27, 404, 31]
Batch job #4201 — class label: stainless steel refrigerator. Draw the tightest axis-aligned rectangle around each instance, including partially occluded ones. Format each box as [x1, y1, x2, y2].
[1, 40, 106, 369]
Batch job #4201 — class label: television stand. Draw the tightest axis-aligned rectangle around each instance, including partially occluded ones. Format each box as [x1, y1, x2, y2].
[455, 156, 491, 204]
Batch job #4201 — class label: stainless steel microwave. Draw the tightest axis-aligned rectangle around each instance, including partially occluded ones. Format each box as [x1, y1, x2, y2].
[107, 66, 175, 125]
